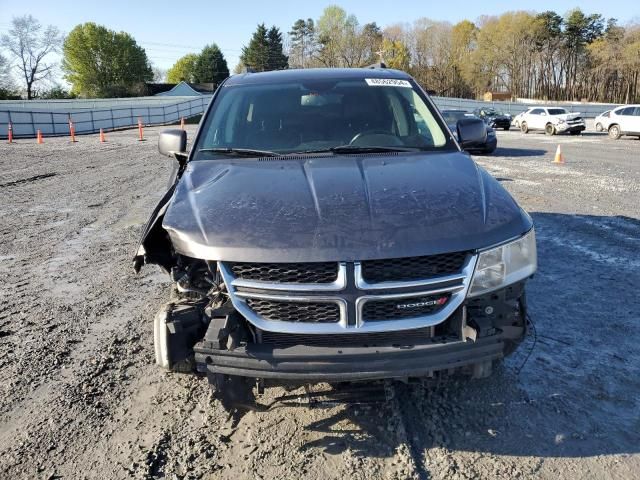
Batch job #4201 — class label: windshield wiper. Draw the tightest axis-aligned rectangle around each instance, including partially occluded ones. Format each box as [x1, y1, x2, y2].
[197, 147, 281, 157]
[297, 145, 422, 155]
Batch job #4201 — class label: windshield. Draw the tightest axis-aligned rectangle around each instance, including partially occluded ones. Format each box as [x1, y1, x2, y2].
[193, 77, 452, 157]
[548, 108, 568, 115]
[442, 111, 473, 124]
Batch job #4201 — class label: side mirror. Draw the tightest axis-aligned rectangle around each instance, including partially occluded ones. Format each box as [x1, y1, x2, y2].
[457, 117, 487, 149]
[158, 129, 187, 158]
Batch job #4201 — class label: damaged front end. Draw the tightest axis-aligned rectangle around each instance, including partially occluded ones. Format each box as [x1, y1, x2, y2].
[139, 244, 533, 411]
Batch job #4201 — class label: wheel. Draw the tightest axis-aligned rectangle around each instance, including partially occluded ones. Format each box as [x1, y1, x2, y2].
[520, 122, 528, 133]
[608, 124, 621, 140]
[545, 123, 555, 135]
[503, 126, 510, 131]
[595, 122, 603, 132]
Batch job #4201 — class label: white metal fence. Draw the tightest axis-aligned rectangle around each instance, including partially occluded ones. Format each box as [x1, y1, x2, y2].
[0, 93, 619, 139]
[0, 96, 212, 138]
[431, 96, 618, 118]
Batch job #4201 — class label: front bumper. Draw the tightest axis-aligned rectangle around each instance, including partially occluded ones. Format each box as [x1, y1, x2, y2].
[194, 282, 528, 382]
[556, 122, 586, 133]
[194, 329, 522, 382]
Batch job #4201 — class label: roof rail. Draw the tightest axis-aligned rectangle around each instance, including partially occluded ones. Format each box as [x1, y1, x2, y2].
[364, 62, 387, 69]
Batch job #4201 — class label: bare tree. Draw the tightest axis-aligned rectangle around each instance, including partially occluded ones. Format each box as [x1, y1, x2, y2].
[0, 53, 13, 89]
[1, 15, 63, 99]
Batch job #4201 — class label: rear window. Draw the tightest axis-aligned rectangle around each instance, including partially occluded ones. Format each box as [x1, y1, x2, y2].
[193, 77, 453, 157]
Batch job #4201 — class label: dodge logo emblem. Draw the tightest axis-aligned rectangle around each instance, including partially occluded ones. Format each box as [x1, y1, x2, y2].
[396, 296, 448, 309]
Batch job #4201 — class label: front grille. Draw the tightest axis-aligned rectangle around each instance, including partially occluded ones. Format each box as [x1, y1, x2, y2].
[363, 294, 450, 321]
[229, 262, 338, 284]
[361, 252, 468, 283]
[259, 327, 452, 348]
[246, 298, 340, 323]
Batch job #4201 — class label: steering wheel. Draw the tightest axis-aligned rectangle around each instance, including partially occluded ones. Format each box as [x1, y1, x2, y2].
[349, 130, 404, 146]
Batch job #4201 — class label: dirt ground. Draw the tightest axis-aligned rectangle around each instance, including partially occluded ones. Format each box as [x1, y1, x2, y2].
[0, 126, 639, 480]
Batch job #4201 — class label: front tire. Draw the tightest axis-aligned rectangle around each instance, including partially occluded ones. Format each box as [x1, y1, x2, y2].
[520, 122, 528, 133]
[608, 124, 621, 140]
[595, 122, 603, 132]
[545, 123, 555, 135]
[503, 126, 510, 131]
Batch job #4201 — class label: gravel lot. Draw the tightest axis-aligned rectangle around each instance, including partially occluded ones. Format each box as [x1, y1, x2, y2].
[0, 126, 639, 479]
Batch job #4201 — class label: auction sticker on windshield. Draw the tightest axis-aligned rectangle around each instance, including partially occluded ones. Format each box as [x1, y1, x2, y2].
[365, 78, 412, 88]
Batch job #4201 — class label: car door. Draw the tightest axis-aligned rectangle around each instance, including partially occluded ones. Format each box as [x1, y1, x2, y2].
[614, 107, 634, 132]
[527, 108, 545, 129]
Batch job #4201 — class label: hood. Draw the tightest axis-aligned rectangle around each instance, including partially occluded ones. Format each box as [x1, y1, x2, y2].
[554, 112, 581, 121]
[162, 152, 532, 262]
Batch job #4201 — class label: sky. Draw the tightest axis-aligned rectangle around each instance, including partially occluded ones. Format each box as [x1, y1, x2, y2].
[1, 0, 638, 83]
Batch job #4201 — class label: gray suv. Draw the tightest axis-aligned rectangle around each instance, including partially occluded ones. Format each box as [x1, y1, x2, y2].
[135, 68, 537, 410]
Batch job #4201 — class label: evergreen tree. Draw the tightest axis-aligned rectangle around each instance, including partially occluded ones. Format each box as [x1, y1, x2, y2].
[192, 44, 229, 84]
[240, 24, 270, 71]
[266, 26, 288, 70]
[241, 24, 288, 72]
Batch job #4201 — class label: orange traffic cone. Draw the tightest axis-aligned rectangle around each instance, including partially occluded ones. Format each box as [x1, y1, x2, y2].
[69, 120, 77, 143]
[99, 128, 106, 143]
[137, 117, 144, 141]
[553, 144, 564, 164]
[7, 123, 13, 143]
[37, 129, 43, 144]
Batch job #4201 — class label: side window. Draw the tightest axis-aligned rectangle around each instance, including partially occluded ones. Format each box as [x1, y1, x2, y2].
[634, 107, 640, 116]
[530, 109, 543, 115]
[618, 107, 633, 116]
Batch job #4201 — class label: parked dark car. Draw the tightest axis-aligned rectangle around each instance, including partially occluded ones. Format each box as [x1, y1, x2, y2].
[135, 68, 537, 411]
[441, 109, 497, 154]
[473, 107, 512, 130]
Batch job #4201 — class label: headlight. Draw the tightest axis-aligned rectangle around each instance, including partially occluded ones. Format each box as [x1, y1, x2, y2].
[558, 119, 566, 124]
[468, 229, 537, 297]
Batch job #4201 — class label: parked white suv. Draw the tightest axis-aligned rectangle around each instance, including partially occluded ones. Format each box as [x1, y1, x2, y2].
[519, 107, 586, 135]
[594, 110, 613, 132]
[607, 105, 640, 139]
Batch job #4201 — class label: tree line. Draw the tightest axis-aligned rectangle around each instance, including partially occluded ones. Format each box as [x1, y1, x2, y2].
[2, 7, 639, 103]
[286, 6, 640, 103]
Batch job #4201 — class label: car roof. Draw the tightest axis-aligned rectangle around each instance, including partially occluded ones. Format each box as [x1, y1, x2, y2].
[224, 68, 412, 86]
